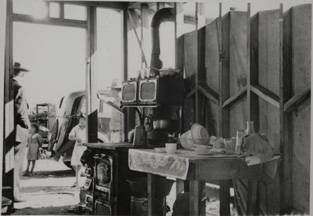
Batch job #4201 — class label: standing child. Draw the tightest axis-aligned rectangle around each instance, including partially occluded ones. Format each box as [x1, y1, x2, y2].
[24, 123, 42, 176]
[69, 115, 87, 187]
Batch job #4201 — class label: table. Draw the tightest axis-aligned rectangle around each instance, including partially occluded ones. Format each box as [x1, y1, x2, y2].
[128, 149, 279, 216]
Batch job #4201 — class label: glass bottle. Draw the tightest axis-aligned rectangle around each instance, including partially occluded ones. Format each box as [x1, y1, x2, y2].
[245, 121, 255, 136]
[235, 130, 244, 154]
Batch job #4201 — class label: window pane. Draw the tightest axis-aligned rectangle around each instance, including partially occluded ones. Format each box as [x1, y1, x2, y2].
[159, 21, 175, 68]
[64, 4, 87, 20]
[49, 2, 60, 18]
[94, 8, 124, 143]
[13, 0, 48, 19]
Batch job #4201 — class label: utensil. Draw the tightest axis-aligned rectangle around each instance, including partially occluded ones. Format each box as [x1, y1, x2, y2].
[165, 143, 177, 154]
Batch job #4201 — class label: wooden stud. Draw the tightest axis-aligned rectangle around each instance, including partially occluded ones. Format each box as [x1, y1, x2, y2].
[195, 2, 199, 123]
[12, 13, 87, 28]
[219, 180, 231, 216]
[217, 2, 223, 137]
[86, 6, 98, 143]
[281, 4, 293, 213]
[189, 180, 205, 216]
[2, 0, 14, 209]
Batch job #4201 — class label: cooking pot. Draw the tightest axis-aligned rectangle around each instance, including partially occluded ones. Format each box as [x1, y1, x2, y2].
[153, 120, 170, 130]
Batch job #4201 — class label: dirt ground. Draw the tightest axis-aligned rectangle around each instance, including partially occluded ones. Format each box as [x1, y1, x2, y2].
[10, 158, 233, 216]
[12, 159, 81, 215]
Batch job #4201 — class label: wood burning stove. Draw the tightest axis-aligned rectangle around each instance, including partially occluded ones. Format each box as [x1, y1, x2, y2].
[80, 143, 144, 215]
[94, 154, 113, 196]
[121, 80, 137, 104]
[121, 76, 184, 107]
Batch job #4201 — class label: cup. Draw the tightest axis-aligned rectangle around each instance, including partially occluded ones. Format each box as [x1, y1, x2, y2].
[165, 143, 177, 154]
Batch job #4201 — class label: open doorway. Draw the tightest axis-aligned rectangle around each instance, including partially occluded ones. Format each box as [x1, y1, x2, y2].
[11, 5, 87, 215]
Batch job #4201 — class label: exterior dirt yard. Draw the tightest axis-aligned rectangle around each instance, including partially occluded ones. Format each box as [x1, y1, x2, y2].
[11, 158, 234, 216]
[12, 159, 81, 215]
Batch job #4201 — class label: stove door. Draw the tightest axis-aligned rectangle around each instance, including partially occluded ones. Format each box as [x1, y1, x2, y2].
[94, 200, 112, 215]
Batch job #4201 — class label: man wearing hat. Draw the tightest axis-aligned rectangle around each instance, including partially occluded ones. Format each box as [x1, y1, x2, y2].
[12, 62, 30, 202]
[108, 79, 124, 143]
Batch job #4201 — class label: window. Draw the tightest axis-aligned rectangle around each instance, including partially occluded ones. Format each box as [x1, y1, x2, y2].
[49, 2, 60, 18]
[64, 4, 87, 21]
[159, 21, 175, 68]
[94, 8, 124, 143]
[13, 0, 48, 19]
[59, 97, 64, 108]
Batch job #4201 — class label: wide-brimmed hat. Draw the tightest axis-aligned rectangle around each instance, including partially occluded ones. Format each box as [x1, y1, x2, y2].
[13, 62, 29, 73]
[110, 79, 121, 90]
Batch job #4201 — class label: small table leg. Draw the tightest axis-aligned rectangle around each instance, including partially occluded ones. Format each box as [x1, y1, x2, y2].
[189, 180, 205, 216]
[176, 179, 185, 195]
[219, 180, 231, 216]
[147, 174, 166, 216]
[247, 181, 258, 215]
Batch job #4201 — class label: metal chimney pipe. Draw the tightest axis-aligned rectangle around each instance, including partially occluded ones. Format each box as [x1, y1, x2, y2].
[150, 7, 176, 76]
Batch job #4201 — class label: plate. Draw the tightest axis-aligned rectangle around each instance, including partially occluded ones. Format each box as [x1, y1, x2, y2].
[154, 147, 166, 153]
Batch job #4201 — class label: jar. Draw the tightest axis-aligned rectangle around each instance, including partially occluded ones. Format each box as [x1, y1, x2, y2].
[235, 130, 245, 154]
[245, 121, 255, 135]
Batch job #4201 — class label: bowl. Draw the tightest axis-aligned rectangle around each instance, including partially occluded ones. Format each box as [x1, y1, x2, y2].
[191, 123, 209, 145]
[179, 130, 194, 150]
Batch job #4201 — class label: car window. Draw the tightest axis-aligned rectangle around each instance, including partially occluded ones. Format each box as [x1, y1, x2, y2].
[59, 96, 64, 108]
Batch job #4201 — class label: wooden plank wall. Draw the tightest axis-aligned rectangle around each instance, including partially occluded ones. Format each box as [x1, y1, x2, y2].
[283, 4, 311, 214]
[180, 3, 311, 214]
[222, 11, 248, 137]
[250, 9, 281, 214]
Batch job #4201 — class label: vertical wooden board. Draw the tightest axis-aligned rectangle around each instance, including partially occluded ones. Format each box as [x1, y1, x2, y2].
[256, 9, 281, 154]
[258, 10, 280, 95]
[291, 4, 311, 95]
[183, 97, 194, 131]
[258, 99, 280, 153]
[229, 11, 248, 97]
[176, 35, 184, 72]
[229, 98, 247, 137]
[184, 30, 197, 79]
[250, 13, 259, 86]
[205, 18, 219, 92]
[250, 14, 260, 132]
[282, 8, 293, 213]
[221, 13, 230, 101]
[291, 100, 310, 213]
[290, 4, 311, 214]
[205, 101, 219, 136]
